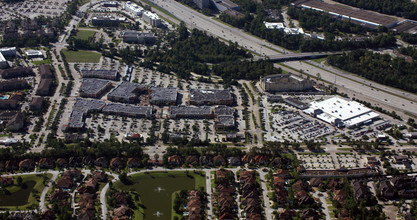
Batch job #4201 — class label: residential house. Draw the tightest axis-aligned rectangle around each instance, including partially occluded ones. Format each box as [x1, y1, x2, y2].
[279, 209, 296, 220]
[309, 178, 323, 187]
[56, 176, 74, 189]
[379, 180, 395, 199]
[39, 158, 54, 169]
[0, 177, 13, 186]
[185, 155, 199, 167]
[199, 156, 212, 166]
[351, 180, 372, 204]
[255, 155, 269, 166]
[49, 189, 70, 202]
[5, 160, 18, 171]
[41, 210, 55, 220]
[168, 155, 183, 166]
[213, 155, 226, 166]
[19, 159, 35, 170]
[56, 158, 68, 168]
[127, 157, 142, 168]
[63, 170, 82, 179]
[110, 157, 125, 169]
[92, 170, 107, 182]
[228, 156, 240, 166]
[301, 209, 320, 220]
[270, 157, 282, 167]
[241, 154, 255, 164]
[292, 180, 307, 192]
[274, 169, 290, 178]
[113, 205, 132, 219]
[78, 208, 95, 220]
[79, 193, 94, 210]
[333, 189, 347, 206]
[94, 157, 109, 168]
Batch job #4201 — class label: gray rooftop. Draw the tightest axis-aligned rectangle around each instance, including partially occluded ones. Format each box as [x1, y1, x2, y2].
[190, 89, 232, 103]
[216, 115, 235, 127]
[170, 106, 212, 116]
[102, 103, 152, 117]
[120, 31, 155, 38]
[150, 87, 177, 103]
[214, 105, 234, 116]
[69, 98, 106, 128]
[68, 109, 85, 128]
[108, 82, 146, 101]
[81, 69, 118, 79]
[73, 98, 106, 111]
[80, 78, 111, 96]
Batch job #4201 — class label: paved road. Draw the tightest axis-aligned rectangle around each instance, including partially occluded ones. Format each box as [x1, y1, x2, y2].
[144, 0, 417, 117]
[258, 170, 273, 220]
[204, 170, 214, 220]
[39, 171, 59, 212]
[100, 172, 119, 220]
[312, 191, 331, 220]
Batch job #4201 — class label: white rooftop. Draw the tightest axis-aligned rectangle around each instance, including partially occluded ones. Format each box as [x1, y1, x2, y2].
[264, 22, 284, 29]
[0, 53, 5, 62]
[305, 96, 379, 127]
[125, 1, 144, 12]
[143, 11, 160, 20]
[0, 47, 16, 53]
[25, 50, 42, 56]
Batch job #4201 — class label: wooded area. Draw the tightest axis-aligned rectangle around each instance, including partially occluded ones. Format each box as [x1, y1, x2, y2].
[145, 24, 252, 79]
[327, 50, 417, 93]
[212, 60, 281, 84]
[219, 4, 396, 51]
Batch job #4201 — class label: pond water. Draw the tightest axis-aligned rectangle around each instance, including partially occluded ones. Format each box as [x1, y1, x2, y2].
[0, 181, 36, 206]
[115, 172, 196, 219]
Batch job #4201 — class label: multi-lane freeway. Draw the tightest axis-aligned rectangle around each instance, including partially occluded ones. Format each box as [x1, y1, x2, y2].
[143, 0, 417, 117]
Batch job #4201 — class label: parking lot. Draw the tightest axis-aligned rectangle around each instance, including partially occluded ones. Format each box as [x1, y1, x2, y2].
[297, 153, 335, 169]
[85, 114, 154, 141]
[265, 106, 335, 142]
[0, 0, 67, 20]
[336, 153, 360, 169]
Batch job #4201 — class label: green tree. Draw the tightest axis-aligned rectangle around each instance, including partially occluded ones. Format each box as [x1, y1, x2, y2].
[178, 22, 189, 41]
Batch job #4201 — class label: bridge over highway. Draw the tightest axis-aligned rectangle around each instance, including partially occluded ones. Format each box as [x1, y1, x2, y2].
[253, 52, 343, 62]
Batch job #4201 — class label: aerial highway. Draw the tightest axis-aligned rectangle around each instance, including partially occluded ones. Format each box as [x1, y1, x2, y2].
[144, 0, 417, 117]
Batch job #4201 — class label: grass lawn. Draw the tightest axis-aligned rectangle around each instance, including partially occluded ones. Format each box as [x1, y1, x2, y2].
[312, 57, 327, 63]
[0, 174, 52, 210]
[61, 49, 101, 63]
[75, 30, 96, 40]
[31, 59, 52, 65]
[171, 191, 182, 220]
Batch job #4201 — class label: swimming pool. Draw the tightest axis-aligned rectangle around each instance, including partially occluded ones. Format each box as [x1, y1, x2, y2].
[0, 95, 9, 100]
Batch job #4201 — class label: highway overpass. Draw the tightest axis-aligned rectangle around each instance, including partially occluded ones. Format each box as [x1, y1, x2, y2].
[253, 52, 343, 62]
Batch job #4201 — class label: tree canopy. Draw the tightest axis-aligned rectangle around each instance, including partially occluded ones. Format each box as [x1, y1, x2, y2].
[327, 49, 417, 93]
